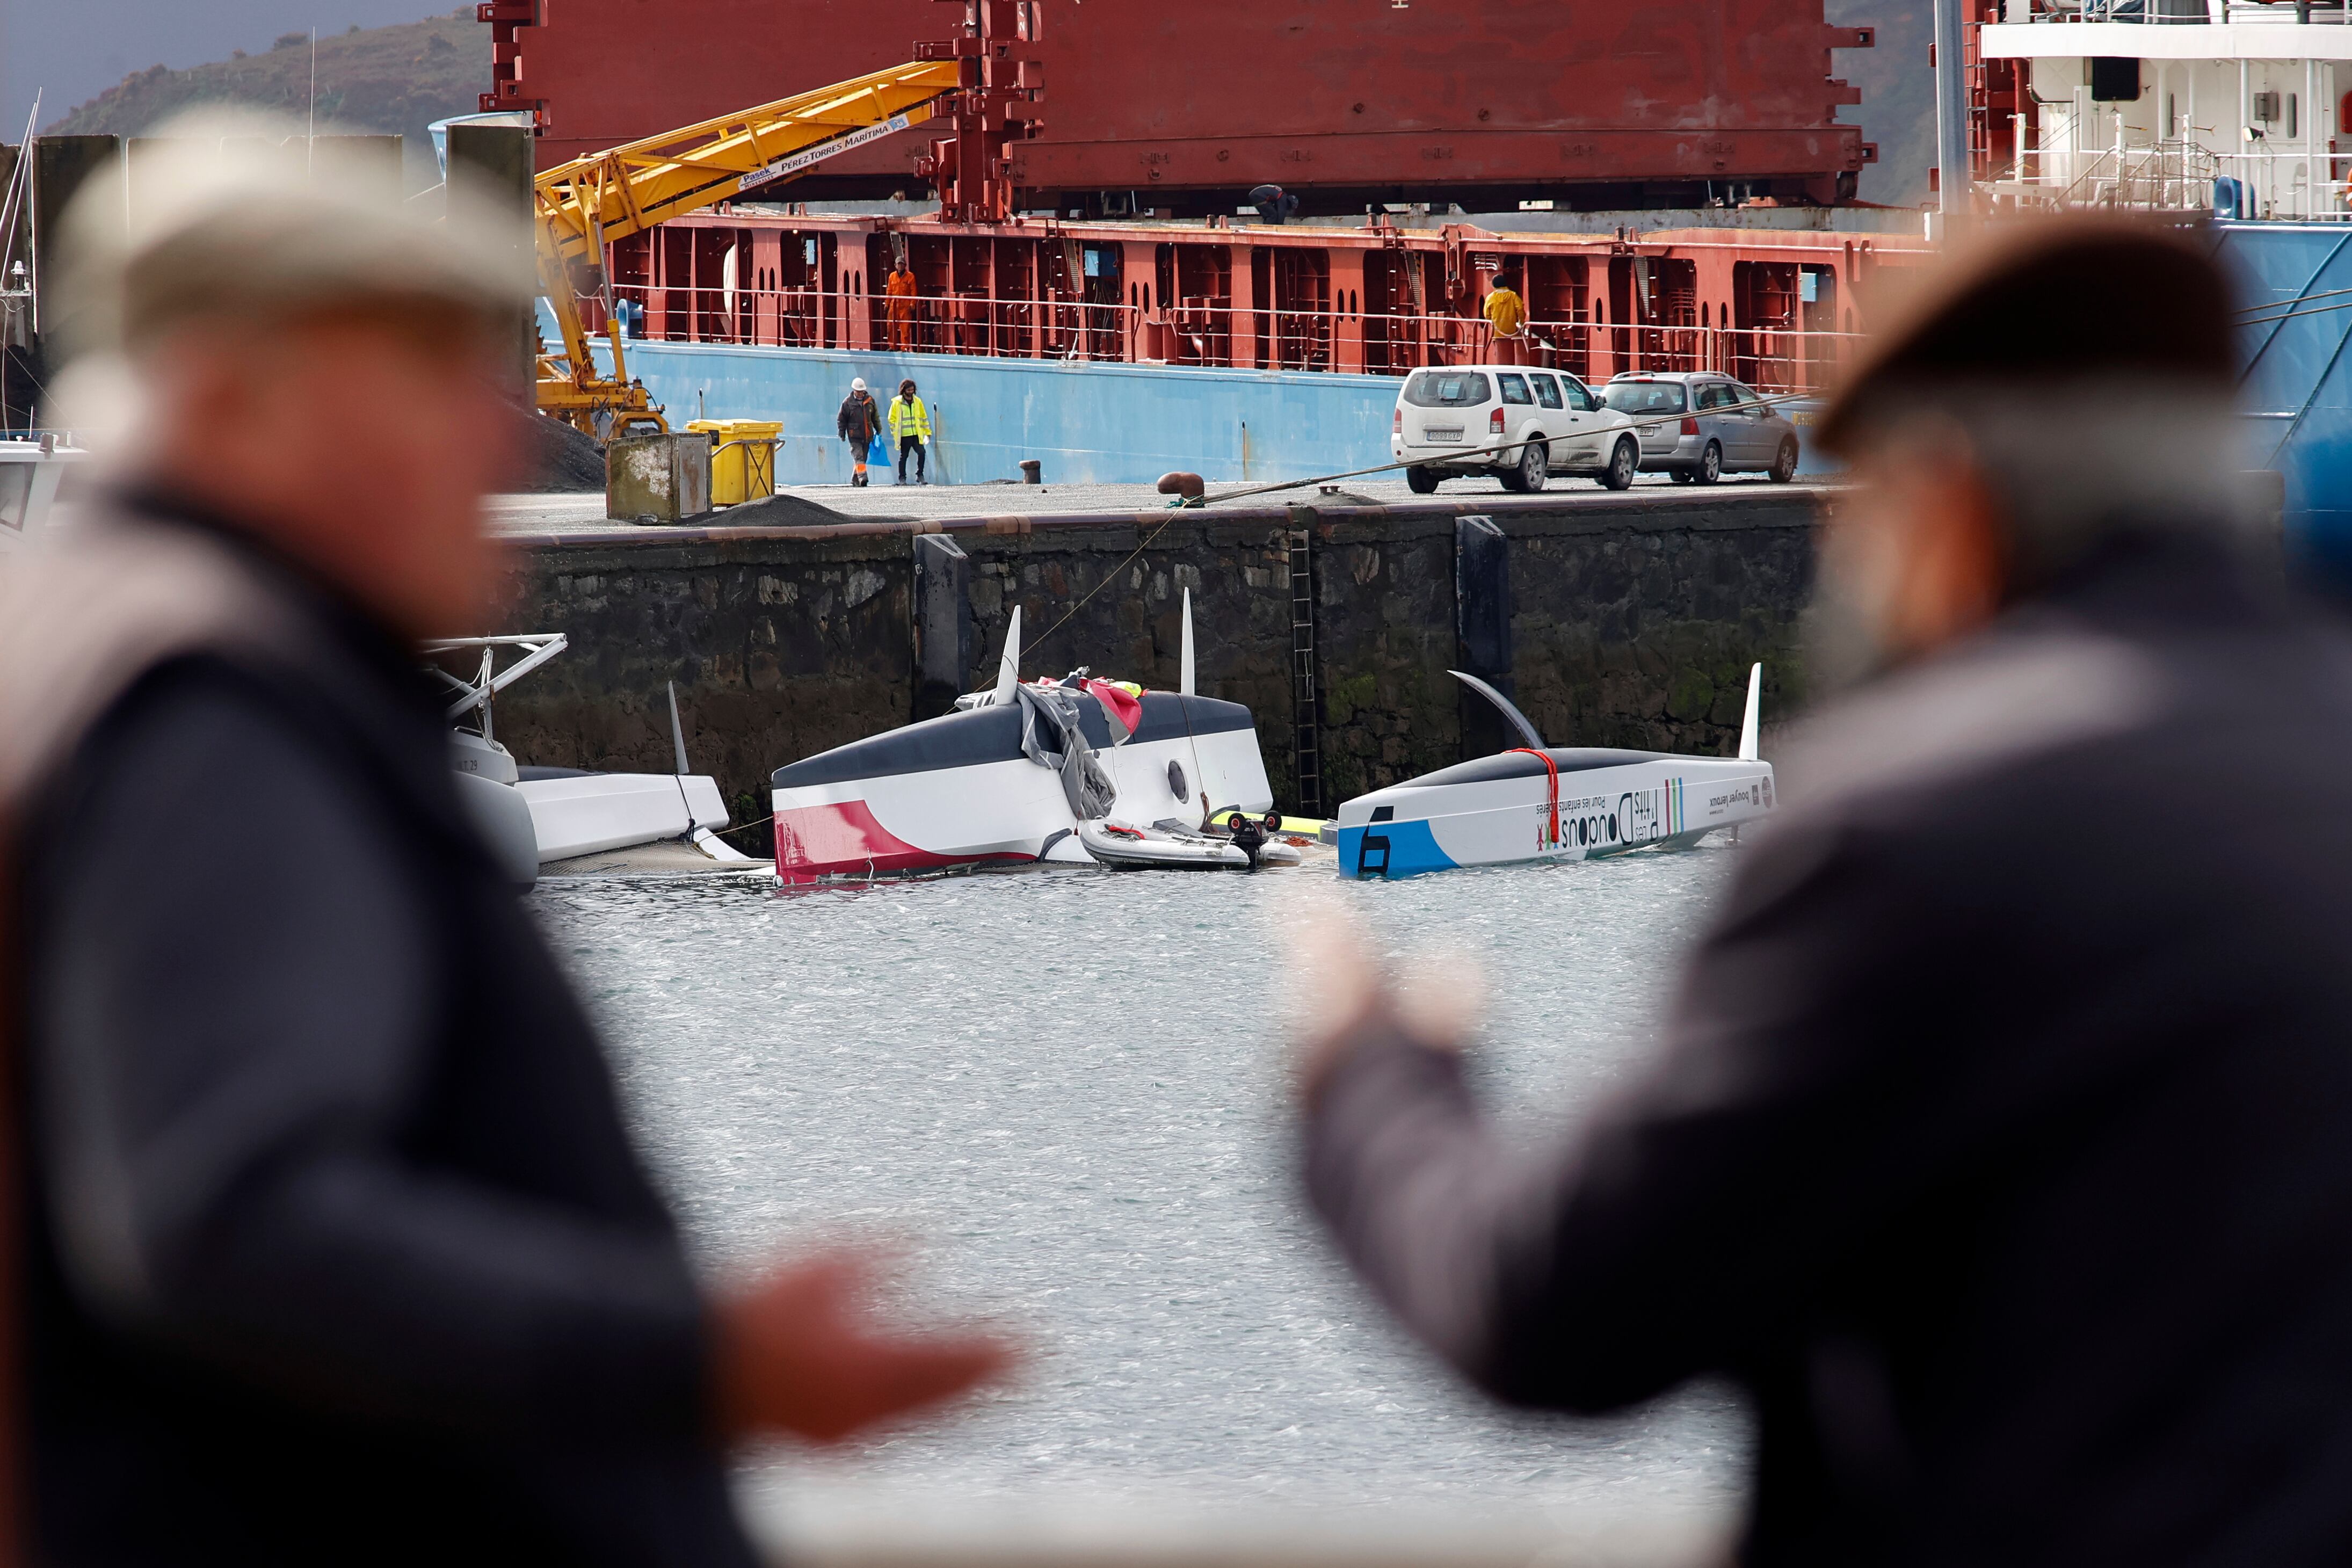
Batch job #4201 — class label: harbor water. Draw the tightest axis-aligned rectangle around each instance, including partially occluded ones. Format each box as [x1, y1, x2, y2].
[532, 845, 1756, 1521]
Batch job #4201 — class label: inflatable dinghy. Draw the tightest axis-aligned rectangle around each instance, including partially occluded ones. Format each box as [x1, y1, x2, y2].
[1077, 815, 1306, 872]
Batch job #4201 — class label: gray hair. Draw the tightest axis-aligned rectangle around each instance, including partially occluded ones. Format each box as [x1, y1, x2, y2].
[1850, 376, 2257, 590]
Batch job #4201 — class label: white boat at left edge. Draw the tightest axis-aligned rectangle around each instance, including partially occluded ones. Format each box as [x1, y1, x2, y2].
[431, 635, 757, 887]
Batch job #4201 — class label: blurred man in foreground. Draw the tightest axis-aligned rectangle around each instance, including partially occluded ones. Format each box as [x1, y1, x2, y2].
[0, 131, 1004, 1565]
[1300, 220, 2352, 1564]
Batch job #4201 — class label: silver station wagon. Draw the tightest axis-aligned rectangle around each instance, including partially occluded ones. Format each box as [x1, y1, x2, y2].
[1599, 372, 1802, 484]
[1391, 365, 1645, 495]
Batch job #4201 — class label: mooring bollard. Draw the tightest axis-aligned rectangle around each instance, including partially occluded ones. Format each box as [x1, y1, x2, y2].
[1019, 459, 1042, 484]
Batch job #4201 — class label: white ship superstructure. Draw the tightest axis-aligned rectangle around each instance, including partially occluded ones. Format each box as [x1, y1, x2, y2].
[0, 434, 82, 556]
[1982, 2, 2352, 219]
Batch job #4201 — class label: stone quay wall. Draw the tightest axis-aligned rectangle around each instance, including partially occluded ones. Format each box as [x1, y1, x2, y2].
[487, 489, 1822, 844]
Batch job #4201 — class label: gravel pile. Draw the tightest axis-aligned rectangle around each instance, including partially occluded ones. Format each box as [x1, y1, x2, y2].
[714, 490, 899, 528]
[511, 409, 609, 493]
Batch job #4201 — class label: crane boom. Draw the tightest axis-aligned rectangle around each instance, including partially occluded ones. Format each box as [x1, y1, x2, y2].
[533, 59, 962, 435]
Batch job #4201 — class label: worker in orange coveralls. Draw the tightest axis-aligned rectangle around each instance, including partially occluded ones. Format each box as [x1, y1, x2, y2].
[885, 263, 919, 350]
[1483, 271, 1527, 365]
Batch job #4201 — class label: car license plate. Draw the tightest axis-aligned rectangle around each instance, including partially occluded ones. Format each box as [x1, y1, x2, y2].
[1424, 426, 1463, 442]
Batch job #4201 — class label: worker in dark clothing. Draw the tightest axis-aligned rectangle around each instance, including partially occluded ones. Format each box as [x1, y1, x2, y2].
[1298, 219, 2352, 1566]
[838, 375, 881, 487]
[2, 124, 1005, 1567]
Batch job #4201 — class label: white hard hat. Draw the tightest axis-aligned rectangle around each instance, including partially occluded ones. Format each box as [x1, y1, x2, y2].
[851, 377, 867, 391]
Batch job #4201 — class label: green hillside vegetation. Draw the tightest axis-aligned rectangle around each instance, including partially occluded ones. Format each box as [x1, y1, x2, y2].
[46, 9, 489, 189]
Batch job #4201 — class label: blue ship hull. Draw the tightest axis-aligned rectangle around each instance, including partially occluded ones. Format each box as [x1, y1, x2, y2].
[556, 317, 1847, 492]
[2219, 223, 2352, 582]
[583, 333, 1402, 489]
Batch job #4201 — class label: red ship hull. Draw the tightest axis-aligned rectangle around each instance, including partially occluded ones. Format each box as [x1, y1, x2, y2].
[490, 0, 1878, 215]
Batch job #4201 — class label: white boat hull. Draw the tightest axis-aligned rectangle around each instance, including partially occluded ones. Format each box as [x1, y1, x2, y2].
[1335, 749, 1774, 879]
[517, 772, 731, 862]
[770, 693, 1274, 883]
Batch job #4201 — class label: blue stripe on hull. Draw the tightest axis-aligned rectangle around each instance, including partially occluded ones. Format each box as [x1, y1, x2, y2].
[1337, 820, 1460, 881]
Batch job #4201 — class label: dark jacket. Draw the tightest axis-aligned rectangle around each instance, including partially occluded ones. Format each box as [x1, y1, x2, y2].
[837, 390, 880, 445]
[12, 501, 755, 1567]
[1306, 533, 2352, 1566]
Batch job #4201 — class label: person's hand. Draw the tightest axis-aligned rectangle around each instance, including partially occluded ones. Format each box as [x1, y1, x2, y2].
[1284, 904, 1485, 1107]
[710, 1249, 1013, 1444]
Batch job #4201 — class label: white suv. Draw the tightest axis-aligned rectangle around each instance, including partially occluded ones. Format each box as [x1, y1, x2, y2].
[1391, 365, 1643, 495]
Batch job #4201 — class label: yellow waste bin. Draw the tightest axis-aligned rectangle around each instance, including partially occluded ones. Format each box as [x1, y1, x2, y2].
[684, 419, 783, 506]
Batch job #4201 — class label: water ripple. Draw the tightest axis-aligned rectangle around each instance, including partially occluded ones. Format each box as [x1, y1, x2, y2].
[532, 847, 1755, 1512]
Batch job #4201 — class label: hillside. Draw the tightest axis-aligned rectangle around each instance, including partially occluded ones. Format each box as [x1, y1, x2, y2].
[1833, 0, 1934, 207]
[45, 9, 488, 188]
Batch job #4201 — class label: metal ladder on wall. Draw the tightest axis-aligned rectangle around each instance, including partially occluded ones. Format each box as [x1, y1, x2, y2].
[1287, 528, 1324, 817]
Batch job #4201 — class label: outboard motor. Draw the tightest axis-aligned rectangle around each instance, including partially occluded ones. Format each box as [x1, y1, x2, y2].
[1228, 810, 1267, 869]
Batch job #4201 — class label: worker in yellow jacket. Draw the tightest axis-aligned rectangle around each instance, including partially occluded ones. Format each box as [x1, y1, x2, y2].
[1483, 271, 1528, 365]
[889, 378, 932, 485]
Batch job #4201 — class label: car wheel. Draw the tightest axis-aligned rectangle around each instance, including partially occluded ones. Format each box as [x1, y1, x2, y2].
[1406, 465, 1441, 495]
[1516, 440, 1548, 493]
[1695, 441, 1722, 485]
[1498, 463, 1528, 494]
[1768, 438, 1800, 484]
[1600, 438, 1637, 491]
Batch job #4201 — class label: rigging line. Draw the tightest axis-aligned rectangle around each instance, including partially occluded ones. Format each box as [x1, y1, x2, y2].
[2234, 294, 2352, 330]
[1026, 511, 1183, 651]
[2235, 281, 2352, 317]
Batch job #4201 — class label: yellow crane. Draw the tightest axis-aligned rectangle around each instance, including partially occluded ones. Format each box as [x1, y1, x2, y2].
[533, 59, 962, 437]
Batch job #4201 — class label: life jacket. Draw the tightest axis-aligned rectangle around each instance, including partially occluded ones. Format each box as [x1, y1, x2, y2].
[889, 395, 932, 441]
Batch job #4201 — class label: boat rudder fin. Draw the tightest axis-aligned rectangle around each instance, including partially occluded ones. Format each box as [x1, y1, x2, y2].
[1180, 586, 1196, 698]
[1738, 662, 1762, 762]
[1447, 669, 1545, 752]
[992, 605, 1022, 706]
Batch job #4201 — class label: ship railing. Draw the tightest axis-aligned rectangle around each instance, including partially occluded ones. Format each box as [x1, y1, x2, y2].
[1995, 138, 2222, 210]
[584, 285, 1864, 398]
[1992, 139, 2352, 218]
[2020, 1, 2352, 21]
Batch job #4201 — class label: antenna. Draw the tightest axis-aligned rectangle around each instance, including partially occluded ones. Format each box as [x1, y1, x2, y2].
[1448, 670, 1544, 753]
[1737, 663, 1762, 762]
[307, 29, 318, 166]
[1180, 586, 1195, 696]
[0, 91, 40, 283]
[667, 681, 691, 774]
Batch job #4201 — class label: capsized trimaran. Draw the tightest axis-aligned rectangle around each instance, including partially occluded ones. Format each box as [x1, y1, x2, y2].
[769, 591, 1282, 882]
[1332, 664, 1775, 879]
